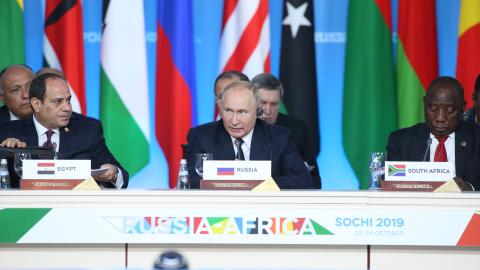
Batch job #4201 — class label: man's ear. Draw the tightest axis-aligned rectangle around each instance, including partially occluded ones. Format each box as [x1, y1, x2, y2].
[31, 97, 41, 112]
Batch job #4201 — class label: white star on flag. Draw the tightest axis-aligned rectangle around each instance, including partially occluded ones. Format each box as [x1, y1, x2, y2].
[282, 1, 311, 38]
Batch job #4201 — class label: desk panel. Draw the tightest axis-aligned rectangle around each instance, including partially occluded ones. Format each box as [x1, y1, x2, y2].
[1, 190, 479, 269]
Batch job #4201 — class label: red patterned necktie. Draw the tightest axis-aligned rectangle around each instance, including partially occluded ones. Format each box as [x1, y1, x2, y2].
[434, 136, 448, 162]
[43, 130, 54, 149]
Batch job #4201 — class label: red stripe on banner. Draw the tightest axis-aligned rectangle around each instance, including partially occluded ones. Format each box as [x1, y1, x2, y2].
[263, 52, 271, 73]
[398, 0, 438, 90]
[375, 0, 393, 31]
[45, 0, 86, 113]
[37, 163, 55, 167]
[456, 24, 480, 108]
[222, 0, 269, 71]
[221, 0, 239, 31]
[457, 213, 480, 246]
[155, 26, 193, 188]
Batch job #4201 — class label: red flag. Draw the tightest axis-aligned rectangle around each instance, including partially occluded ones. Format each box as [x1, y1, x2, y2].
[456, 0, 480, 108]
[44, 0, 86, 114]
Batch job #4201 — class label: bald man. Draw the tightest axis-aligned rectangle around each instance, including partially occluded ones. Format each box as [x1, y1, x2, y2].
[0, 64, 34, 121]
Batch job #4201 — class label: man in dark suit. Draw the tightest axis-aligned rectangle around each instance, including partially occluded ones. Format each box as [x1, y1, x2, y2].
[387, 76, 480, 191]
[0, 73, 128, 189]
[251, 73, 321, 188]
[463, 74, 480, 125]
[187, 81, 314, 189]
[0, 64, 34, 121]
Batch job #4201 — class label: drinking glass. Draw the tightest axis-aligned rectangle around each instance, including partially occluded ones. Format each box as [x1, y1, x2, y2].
[369, 152, 385, 190]
[195, 153, 213, 177]
[14, 152, 31, 178]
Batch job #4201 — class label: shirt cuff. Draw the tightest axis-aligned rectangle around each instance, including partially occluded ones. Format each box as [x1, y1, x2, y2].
[113, 167, 124, 189]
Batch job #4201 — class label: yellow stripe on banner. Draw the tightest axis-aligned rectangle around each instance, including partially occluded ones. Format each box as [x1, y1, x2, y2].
[16, 0, 24, 11]
[459, 0, 480, 36]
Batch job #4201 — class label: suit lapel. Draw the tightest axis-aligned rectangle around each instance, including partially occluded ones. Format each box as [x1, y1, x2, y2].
[24, 120, 39, 146]
[58, 122, 75, 158]
[414, 124, 431, 161]
[215, 121, 236, 160]
[454, 123, 472, 176]
[250, 121, 268, 160]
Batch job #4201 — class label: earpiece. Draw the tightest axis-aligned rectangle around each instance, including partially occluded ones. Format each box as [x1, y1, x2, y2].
[256, 107, 264, 117]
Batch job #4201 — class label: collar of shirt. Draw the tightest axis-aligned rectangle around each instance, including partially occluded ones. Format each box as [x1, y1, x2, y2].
[230, 128, 254, 160]
[8, 110, 20, 121]
[33, 115, 60, 151]
[429, 132, 455, 170]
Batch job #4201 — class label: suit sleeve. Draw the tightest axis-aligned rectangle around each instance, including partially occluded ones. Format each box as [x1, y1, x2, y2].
[274, 133, 315, 189]
[186, 128, 202, 189]
[91, 124, 129, 188]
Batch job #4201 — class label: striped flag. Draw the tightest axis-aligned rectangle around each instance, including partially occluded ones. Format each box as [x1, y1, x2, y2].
[216, 0, 271, 118]
[155, 0, 196, 188]
[457, 0, 480, 108]
[0, 0, 25, 70]
[43, 0, 86, 114]
[100, 0, 150, 177]
[343, 0, 397, 189]
[396, 0, 438, 128]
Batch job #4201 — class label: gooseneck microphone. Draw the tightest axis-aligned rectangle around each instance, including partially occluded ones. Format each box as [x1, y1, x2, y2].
[422, 138, 433, 162]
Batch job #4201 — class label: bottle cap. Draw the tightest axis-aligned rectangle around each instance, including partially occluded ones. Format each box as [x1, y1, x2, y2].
[180, 159, 187, 165]
[1, 159, 7, 165]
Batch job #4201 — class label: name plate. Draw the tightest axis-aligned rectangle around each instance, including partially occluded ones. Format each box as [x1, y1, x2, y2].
[385, 161, 455, 181]
[23, 159, 91, 180]
[203, 160, 271, 180]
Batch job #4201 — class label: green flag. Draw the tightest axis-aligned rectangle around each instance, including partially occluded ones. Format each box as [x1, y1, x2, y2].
[343, 0, 397, 189]
[100, 1, 150, 176]
[0, 0, 25, 70]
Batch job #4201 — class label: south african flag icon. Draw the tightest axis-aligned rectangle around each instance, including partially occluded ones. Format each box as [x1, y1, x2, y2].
[388, 164, 406, 176]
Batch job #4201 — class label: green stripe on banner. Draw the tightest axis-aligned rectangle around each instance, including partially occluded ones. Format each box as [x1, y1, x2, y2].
[396, 41, 425, 128]
[100, 68, 149, 176]
[310, 219, 334, 235]
[0, 208, 51, 243]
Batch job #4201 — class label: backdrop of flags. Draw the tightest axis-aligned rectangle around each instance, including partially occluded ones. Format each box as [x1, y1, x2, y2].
[43, 0, 86, 114]
[396, 0, 438, 128]
[216, 0, 271, 119]
[6, 1, 480, 189]
[100, 0, 150, 178]
[0, 0, 25, 70]
[155, 0, 196, 188]
[457, 0, 480, 108]
[280, 0, 319, 158]
[343, 0, 397, 189]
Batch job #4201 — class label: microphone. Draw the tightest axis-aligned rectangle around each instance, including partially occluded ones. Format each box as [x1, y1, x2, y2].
[422, 138, 433, 162]
[263, 121, 273, 161]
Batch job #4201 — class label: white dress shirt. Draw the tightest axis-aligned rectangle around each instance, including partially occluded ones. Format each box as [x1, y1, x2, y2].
[429, 132, 455, 174]
[230, 128, 254, 160]
[9, 110, 20, 121]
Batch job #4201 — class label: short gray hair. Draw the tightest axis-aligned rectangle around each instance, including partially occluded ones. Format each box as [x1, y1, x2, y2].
[251, 73, 284, 99]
